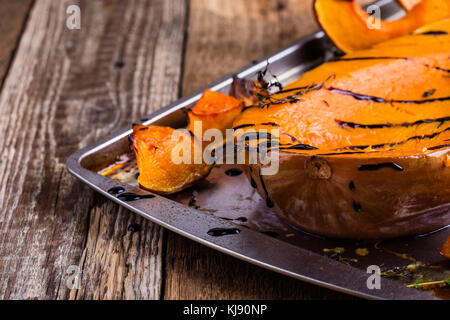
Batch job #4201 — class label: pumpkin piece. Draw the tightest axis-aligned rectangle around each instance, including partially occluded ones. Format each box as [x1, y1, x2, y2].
[129, 124, 212, 194]
[439, 236, 450, 259]
[314, 0, 450, 53]
[233, 21, 450, 239]
[397, 0, 421, 11]
[187, 89, 243, 139]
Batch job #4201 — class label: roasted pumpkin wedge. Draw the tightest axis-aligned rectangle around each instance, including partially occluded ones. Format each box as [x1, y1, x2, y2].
[130, 124, 212, 194]
[232, 20, 450, 239]
[187, 89, 244, 138]
[397, 0, 421, 11]
[314, 0, 450, 53]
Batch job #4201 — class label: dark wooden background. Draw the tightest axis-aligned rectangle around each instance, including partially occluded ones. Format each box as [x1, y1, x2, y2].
[0, 0, 355, 299]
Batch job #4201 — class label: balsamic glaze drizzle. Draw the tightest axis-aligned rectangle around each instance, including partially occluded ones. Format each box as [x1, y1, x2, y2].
[353, 201, 362, 213]
[261, 231, 279, 237]
[107, 186, 125, 195]
[357, 162, 404, 171]
[339, 126, 450, 151]
[423, 89, 436, 98]
[277, 143, 318, 151]
[259, 169, 274, 208]
[241, 75, 335, 113]
[316, 151, 377, 156]
[117, 193, 155, 201]
[207, 228, 240, 237]
[336, 116, 450, 130]
[427, 143, 450, 151]
[329, 87, 450, 104]
[419, 30, 448, 36]
[349, 181, 355, 191]
[225, 168, 243, 176]
[232, 123, 255, 130]
[233, 122, 279, 130]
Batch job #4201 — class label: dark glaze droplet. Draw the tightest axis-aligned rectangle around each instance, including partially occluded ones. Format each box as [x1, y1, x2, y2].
[349, 181, 355, 191]
[117, 193, 155, 201]
[107, 186, 125, 195]
[423, 89, 436, 98]
[353, 201, 362, 212]
[419, 30, 448, 36]
[259, 171, 274, 208]
[358, 162, 404, 171]
[128, 224, 141, 232]
[235, 217, 248, 222]
[262, 231, 279, 237]
[207, 228, 240, 237]
[250, 177, 257, 188]
[225, 168, 243, 176]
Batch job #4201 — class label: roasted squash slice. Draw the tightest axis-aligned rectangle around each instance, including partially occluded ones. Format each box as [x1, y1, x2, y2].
[232, 20, 450, 239]
[397, 0, 421, 11]
[187, 89, 244, 138]
[131, 89, 244, 194]
[130, 124, 212, 194]
[314, 0, 450, 53]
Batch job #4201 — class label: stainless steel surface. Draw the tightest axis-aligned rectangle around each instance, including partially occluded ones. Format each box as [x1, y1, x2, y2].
[66, 1, 447, 300]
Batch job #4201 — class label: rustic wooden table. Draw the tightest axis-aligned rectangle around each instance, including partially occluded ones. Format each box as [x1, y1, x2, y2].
[0, 0, 354, 299]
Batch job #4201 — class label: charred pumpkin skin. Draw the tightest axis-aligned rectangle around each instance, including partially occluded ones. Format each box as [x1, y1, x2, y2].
[314, 0, 450, 53]
[234, 20, 450, 239]
[130, 125, 212, 194]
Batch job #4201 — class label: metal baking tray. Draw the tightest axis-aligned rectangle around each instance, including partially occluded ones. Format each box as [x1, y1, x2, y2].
[66, 0, 449, 300]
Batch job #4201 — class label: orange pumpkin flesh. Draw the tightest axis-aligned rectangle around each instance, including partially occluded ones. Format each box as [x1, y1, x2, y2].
[187, 89, 244, 138]
[131, 89, 244, 194]
[232, 20, 450, 239]
[397, 0, 421, 11]
[314, 0, 450, 53]
[439, 236, 450, 259]
[130, 124, 212, 194]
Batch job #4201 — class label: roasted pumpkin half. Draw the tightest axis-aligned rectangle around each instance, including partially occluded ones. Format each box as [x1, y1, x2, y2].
[130, 124, 212, 194]
[232, 19, 450, 239]
[314, 0, 450, 53]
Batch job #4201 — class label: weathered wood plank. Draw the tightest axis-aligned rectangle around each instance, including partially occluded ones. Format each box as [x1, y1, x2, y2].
[0, 0, 187, 299]
[0, 0, 33, 89]
[163, 0, 352, 299]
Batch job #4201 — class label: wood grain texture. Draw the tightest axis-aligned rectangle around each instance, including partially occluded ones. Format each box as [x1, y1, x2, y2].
[163, 0, 352, 300]
[0, 0, 33, 88]
[0, 0, 187, 299]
